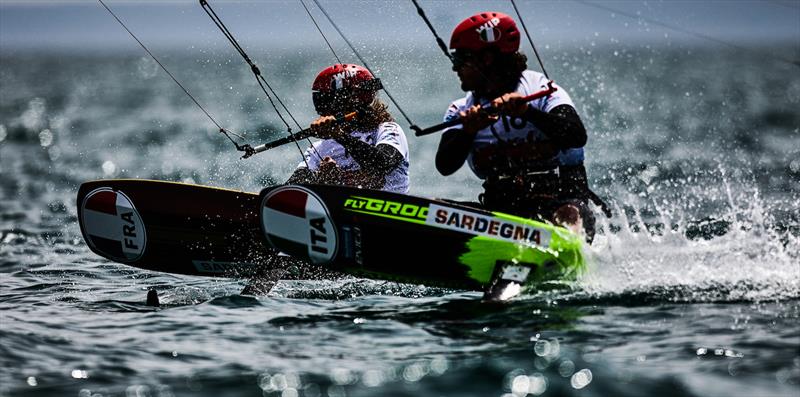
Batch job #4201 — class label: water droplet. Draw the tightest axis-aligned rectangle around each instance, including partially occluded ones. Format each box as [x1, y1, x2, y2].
[285, 372, 301, 388]
[534, 340, 551, 356]
[39, 129, 53, 147]
[429, 357, 448, 375]
[258, 373, 273, 391]
[331, 368, 355, 385]
[362, 369, 384, 387]
[503, 368, 526, 391]
[21, 98, 46, 130]
[776, 368, 792, 384]
[136, 56, 159, 79]
[48, 146, 61, 161]
[511, 375, 530, 394]
[534, 356, 551, 370]
[71, 369, 88, 379]
[281, 388, 299, 397]
[558, 360, 576, 377]
[126, 385, 151, 396]
[271, 373, 288, 390]
[102, 161, 116, 176]
[724, 349, 743, 358]
[402, 362, 427, 382]
[547, 339, 561, 358]
[327, 385, 345, 397]
[570, 369, 593, 389]
[528, 373, 548, 395]
[789, 159, 800, 174]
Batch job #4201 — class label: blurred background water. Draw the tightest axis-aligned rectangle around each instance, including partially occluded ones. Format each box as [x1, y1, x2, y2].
[1, 1, 799, 396]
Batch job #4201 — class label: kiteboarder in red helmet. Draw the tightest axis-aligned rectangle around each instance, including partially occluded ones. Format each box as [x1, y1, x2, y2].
[286, 63, 410, 193]
[435, 12, 607, 242]
[246, 64, 410, 295]
[247, 64, 408, 295]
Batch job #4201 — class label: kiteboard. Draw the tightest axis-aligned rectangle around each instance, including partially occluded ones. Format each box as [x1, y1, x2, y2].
[77, 179, 270, 278]
[259, 184, 586, 291]
[77, 180, 586, 293]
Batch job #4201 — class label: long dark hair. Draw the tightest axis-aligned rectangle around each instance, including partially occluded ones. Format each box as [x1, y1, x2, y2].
[349, 97, 394, 132]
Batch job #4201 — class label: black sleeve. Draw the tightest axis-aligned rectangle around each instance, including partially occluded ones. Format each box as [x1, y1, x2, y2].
[524, 104, 587, 149]
[435, 128, 474, 176]
[334, 135, 404, 175]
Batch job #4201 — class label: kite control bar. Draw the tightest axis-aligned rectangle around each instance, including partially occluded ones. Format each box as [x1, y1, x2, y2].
[240, 111, 358, 159]
[414, 81, 557, 137]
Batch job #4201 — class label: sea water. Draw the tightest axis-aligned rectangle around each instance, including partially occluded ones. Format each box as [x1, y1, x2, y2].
[1, 30, 798, 397]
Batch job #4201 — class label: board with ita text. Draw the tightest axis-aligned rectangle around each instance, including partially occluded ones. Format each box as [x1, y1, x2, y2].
[259, 184, 586, 290]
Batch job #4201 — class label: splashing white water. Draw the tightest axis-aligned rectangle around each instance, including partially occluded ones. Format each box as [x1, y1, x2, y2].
[580, 168, 799, 301]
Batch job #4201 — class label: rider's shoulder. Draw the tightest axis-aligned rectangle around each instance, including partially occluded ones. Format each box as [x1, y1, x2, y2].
[446, 96, 471, 113]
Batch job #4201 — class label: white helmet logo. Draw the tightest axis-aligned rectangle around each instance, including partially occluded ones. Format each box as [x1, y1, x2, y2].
[332, 69, 358, 90]
[476, 17, 502, 43]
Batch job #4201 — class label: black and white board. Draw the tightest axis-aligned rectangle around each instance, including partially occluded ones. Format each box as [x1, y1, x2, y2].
[77, 179, 269, 277]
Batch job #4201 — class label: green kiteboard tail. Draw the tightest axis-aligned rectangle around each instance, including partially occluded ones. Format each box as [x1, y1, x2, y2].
[457, 211, 586, 286]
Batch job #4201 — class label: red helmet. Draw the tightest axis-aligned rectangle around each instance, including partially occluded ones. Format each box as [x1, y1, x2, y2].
[312, 64, 382, 114]
[450, 12, 520, 54]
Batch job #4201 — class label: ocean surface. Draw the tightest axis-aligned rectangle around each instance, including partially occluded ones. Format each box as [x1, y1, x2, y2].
[1, 35, 799, 397]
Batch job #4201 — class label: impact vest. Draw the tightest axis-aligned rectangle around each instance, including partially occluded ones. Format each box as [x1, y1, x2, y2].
[297, 122, 410, 193]
[443, 70, 584, 180]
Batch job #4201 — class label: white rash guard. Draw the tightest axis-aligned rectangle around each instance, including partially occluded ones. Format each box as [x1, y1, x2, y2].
[296, 121, 410, 193]
[442, 70, 578, 179]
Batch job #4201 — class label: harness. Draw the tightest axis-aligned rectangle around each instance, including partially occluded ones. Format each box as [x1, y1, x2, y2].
[481, 164, 612, 218]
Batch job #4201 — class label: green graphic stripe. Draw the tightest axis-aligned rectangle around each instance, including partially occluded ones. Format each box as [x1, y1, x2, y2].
[344, 209, 428, 225]
[458, 212, 586, 286]
[459, 236, 585, 285]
